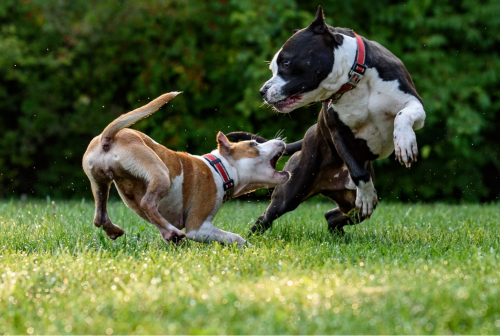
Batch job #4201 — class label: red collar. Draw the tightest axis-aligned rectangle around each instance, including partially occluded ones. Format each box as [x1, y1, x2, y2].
[202, 154, 234, 202]
[328, 33, 366, 104]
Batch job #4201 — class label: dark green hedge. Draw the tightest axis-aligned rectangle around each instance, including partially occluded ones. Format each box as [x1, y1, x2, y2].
[1, 0, 499, 202]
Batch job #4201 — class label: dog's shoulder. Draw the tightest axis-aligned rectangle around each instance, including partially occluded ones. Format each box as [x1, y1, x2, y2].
[363, 38, 423, 105]
[176, 152, 218, 214]
[329, 26, 423, 105]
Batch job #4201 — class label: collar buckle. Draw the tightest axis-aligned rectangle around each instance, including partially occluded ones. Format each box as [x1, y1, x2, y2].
[347, 63, 367, 87]
[222, 180, 234, 202]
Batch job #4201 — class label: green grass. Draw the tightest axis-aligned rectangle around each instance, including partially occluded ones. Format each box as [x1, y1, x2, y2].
[1, 199, 500, 334]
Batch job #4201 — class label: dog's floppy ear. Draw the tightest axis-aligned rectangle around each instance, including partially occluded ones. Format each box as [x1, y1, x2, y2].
[309, 5, 327, 34]
[217, 131, 231, 155]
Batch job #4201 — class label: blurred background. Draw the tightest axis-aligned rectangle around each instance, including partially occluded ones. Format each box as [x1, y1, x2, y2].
[0, 0, 499, 202]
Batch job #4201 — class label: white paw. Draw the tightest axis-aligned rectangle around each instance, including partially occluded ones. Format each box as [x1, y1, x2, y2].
[355, 180, 378, 217]
[231, 234, 249, 248]
[241, 240, 252, 248]
[394, 126, 418, 168]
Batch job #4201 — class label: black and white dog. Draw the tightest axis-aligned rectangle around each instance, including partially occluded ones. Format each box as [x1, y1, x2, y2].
[229, 6, 425, 234]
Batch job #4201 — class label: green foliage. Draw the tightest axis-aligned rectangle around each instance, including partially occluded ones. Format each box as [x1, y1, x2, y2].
[1, 200, 500, 333]
[0, 0, 499, 201]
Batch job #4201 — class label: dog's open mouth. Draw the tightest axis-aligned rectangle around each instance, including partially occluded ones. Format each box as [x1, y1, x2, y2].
[270, 148, 285, 169]
[270, 156, 278, 169]
[269, 147, 290, 181]
[273, 94, 302, 112]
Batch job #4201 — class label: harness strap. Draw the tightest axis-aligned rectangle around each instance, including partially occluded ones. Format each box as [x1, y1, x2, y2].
[202, 154, 234, 202]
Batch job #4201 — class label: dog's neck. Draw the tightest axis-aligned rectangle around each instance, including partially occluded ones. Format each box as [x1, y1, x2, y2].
[206, 150, 265, 199]
[205, 150, 241, 196]
[320, 34, 359, 94]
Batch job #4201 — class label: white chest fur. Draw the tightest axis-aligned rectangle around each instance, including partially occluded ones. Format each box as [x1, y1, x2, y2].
[332, 67, 418, 159]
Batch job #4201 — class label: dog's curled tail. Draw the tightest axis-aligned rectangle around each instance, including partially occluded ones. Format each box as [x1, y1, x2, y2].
[101, 91, 181, 150]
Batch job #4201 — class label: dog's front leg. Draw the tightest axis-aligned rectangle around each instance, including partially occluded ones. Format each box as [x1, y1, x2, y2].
[394, 100, 426, 168]
[322, 103, 377, 217]
[139, 179, 186, 244]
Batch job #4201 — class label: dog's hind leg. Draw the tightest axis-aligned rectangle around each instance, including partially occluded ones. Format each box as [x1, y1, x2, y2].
[90, 178, 125, 240]
[323, 190, 362, 235]
[83, 137, 124, 240]
[323, 162, 374, 234]
[95, 133, 186, 244]
[139, 175, 186, 244]
[115, 142, 186, 244]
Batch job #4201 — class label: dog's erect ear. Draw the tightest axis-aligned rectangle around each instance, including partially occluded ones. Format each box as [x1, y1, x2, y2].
[309, 5, 327, 34]
[217, 131, 231, 155]
[308, 6, 343, 45]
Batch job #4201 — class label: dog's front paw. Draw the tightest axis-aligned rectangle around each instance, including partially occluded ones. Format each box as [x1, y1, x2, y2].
[162, 229, 186, 244]
[100, 218, 125, 240]
[235, 237, 252, 248]
[355, 180, 378, 218]
[105, 226, 124, 240]
[394, 127, 418, 168]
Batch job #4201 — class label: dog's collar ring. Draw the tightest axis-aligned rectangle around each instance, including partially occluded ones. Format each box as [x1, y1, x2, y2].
[328, 32, 366, 105]
[202, 154, 234, 202]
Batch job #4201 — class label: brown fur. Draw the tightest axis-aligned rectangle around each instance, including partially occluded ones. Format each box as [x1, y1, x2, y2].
[230, 142, 260, 160]
[217, 132, 259, 160]
[83, 92, 185, 243]
[178, 152, 217, 231]
[83, 93, 289, 246]
[84, 125, 220, 242]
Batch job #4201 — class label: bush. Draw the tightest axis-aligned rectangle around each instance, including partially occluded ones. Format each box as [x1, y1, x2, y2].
[1, 0, 499, 202]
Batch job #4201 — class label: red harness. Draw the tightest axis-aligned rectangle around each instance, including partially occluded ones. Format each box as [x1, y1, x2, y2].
[329, 33, 366, 104]
[202, 154, 234, 202]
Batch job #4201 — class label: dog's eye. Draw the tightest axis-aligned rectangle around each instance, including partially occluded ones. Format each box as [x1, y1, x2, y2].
[282, 60, 290, 69]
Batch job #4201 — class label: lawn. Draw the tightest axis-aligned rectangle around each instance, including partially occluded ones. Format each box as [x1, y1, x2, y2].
[0, 199, 499, 334]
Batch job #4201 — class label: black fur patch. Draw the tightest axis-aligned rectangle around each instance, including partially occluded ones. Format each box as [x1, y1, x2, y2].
[274, 27, 337, 98]
[322, 104, 378, 184]
[363, 38, 423, 105]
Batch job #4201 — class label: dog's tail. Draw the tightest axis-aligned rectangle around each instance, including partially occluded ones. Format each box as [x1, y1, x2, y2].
[227, 131, 303, 156]
[101, 91, 181, 149]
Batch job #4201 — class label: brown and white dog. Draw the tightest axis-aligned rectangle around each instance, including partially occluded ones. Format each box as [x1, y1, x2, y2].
[82, 92, 289, 246]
